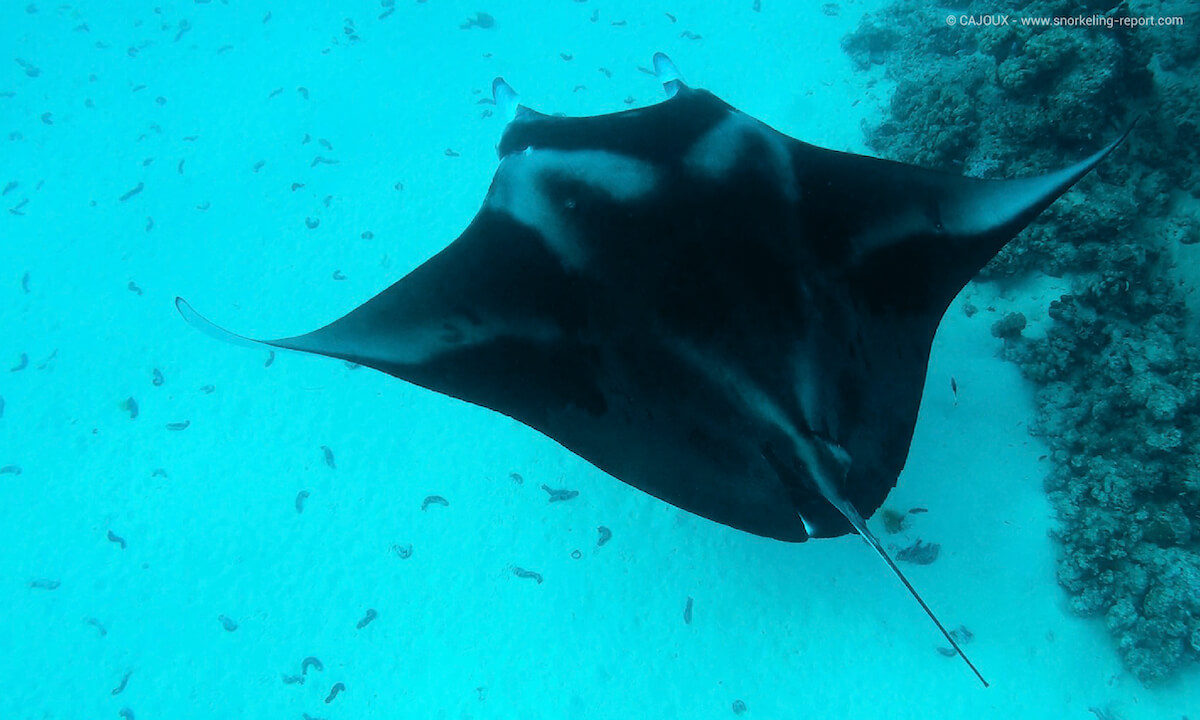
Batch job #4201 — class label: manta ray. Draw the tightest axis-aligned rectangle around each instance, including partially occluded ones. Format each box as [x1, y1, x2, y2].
[177, 54, 1129, 686]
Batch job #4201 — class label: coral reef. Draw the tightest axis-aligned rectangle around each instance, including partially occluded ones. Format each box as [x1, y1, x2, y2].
[844, 0, 1200, 682]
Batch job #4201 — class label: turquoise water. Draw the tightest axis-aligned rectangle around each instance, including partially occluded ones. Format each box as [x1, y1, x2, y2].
[2, 2, 1197, 719]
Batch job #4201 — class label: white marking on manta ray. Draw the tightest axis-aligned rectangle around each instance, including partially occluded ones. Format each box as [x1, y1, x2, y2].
[684, 112, 799, 202]
[487, 148, 658, 269]
[791, 344, 838, 440]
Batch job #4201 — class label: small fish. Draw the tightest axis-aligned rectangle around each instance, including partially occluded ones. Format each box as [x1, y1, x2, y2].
[120, 396, 139, 419]
[896, 538, 941, 565]
[512, 567, 543, 584]
[86, 617, 108, 636]
[119, 182, 144, 202]
[301, 656, 324, 675]
[541, 484, 579, 502]
[936, 628, 973, 658]
[36, 349, 57, 370]
[107, 530, 127, 549]
[421, 495, 449, 511]
[460, 11, 495, 29]
[111, 670, 131, 695]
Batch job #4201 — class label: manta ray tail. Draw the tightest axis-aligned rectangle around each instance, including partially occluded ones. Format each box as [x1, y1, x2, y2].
[835, 503, 989, 688]
[783, 437, 989, 687]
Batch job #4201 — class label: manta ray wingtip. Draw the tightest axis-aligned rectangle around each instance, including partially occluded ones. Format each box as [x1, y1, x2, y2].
[175, 297, 272, 351]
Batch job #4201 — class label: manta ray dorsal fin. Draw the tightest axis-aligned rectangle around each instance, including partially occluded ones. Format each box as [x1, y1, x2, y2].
[809, 440, 989, 688]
